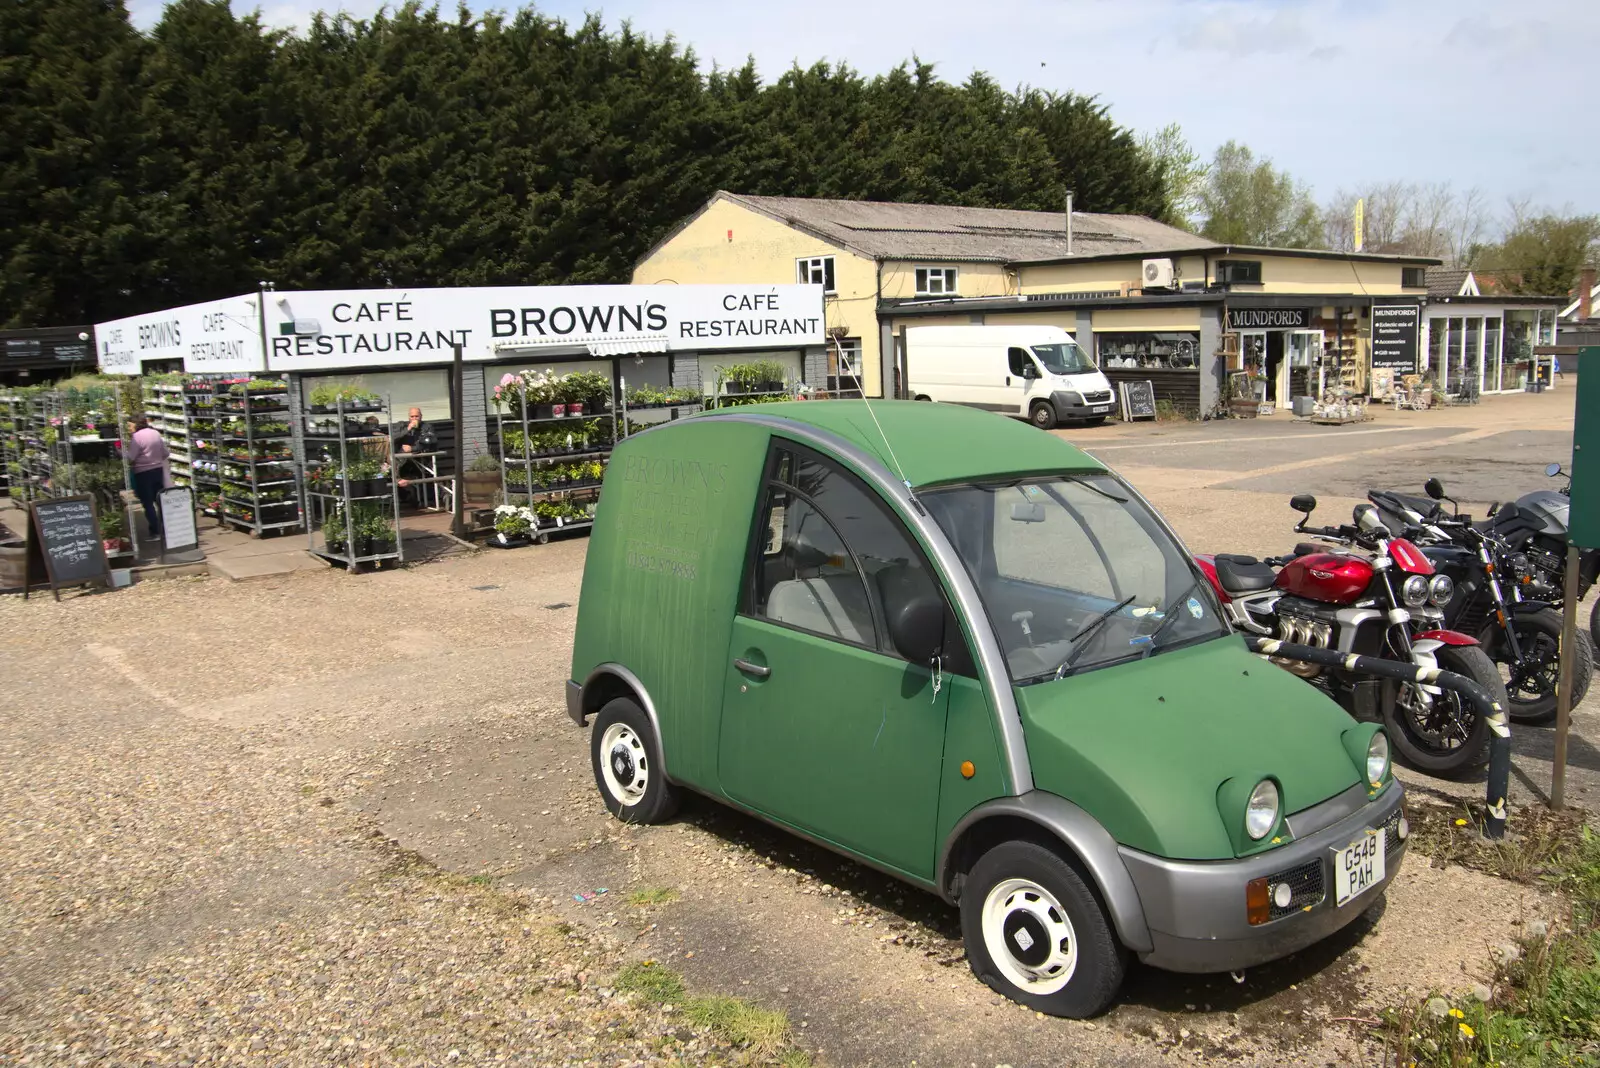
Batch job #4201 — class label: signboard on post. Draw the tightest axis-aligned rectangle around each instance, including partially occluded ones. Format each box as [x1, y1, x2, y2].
[1119, 380, 1157, 421]
[159, 486, 199, 554]
[1551, 369, 1600, 809]
[1371, 305, 1421, 371]
[23, 496, 109, 600]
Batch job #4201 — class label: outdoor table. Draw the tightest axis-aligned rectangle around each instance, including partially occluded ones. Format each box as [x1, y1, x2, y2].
[391, 450, 455, 513]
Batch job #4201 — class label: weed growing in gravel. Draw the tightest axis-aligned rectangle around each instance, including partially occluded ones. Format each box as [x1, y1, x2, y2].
[627, 886, 681, 907]
[615, 961, 807, 1064]
[1380, 813, 1600, 1067]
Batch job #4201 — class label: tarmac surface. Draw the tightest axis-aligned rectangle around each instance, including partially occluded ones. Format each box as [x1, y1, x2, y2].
[0, 385, 1589, 1067]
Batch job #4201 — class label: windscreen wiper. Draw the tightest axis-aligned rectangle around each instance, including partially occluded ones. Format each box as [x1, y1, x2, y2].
[1138, 578, 1202, 658]
[1051, 594, 1137, 679]
[1062, 475, 1127, 503]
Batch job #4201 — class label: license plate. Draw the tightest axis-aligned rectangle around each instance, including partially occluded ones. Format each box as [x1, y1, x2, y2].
[1333, 828, 1385, 907]
[1093, 405, 1111, 413]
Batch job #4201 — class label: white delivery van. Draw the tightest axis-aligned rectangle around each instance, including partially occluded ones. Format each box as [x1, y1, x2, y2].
[904, 325, 1116, 429]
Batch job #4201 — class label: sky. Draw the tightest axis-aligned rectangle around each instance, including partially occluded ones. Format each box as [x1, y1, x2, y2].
[128, 0, 1597, 223]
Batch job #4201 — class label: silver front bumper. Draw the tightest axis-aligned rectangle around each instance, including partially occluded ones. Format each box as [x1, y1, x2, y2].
[1120, 781, 1406, 973]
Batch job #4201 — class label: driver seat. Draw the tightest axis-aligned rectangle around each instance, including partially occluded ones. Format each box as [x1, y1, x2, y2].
[1211, 553, 1277, 594]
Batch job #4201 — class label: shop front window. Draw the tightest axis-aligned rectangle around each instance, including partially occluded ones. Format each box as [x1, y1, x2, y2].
[1426, 318, 1444, 378]
[1485, 317, 1502, 392]
[827, 337, 862, 395]
[1446, 318, 1464, 391]
[1464, 317, 1482, 396]
[1095, 332, 1201, 369]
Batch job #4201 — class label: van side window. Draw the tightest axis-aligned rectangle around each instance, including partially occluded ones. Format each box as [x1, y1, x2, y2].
[746, 444, 977, 675]
[750, 481, 877, 648]
[1007, 347, 1033, 378]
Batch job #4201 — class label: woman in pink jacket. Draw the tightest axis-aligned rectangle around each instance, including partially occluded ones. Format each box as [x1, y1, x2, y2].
[125, 415, 170, 539]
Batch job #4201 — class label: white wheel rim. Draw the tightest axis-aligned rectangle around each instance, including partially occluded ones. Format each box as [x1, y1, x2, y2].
[981, 877, 1078, 995]
[599, 723, 649, 807]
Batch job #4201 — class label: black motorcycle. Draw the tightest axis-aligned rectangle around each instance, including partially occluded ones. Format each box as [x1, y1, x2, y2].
[1368, 478, 1593, 725]
[1486, 462, 1600, 648]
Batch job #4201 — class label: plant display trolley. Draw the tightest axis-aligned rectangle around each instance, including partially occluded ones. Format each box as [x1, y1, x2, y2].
[709, 359, 793, 409]
[2, 396, 35, 503]
[188, 377, 301, 535]
[491, 368, 614, 546]
[300, 393, 402, 570]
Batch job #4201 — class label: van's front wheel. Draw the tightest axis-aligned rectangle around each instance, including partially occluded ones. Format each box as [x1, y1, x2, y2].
[960, 840, 1125, 1017]
[1029, 402, 1058, 430]
[590, 698, 679, 824]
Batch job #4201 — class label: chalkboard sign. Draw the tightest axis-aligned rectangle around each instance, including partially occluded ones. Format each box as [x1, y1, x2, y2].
[1120, 380, 1157, 421]
[160, 486, 198, 553]
[24, 495, 109, 600]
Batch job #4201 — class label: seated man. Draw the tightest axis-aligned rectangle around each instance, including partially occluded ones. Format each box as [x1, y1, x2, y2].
[391, 407, 436, 505]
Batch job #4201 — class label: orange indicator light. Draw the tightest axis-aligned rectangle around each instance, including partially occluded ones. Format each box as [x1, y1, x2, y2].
[959, 761, 975, 779]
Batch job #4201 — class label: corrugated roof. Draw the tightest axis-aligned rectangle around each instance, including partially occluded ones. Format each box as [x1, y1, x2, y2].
[721, 192, 1213, 263]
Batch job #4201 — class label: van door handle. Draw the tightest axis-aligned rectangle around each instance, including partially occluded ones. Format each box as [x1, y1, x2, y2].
[733, 657, 770, 678]
[1005, 376, 1012, 386]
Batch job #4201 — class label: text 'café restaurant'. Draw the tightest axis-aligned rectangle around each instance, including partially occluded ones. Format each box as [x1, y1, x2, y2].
[635, 192, 1459, 413]
[95, 281, 828, 467]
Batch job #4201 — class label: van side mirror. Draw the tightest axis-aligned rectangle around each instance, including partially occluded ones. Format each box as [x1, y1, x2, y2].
[1022, 364, 1039, 380]
[1289, 494, 1317, 515]
[1424, 477, 1444, 500]
[877, 565, 945, 666]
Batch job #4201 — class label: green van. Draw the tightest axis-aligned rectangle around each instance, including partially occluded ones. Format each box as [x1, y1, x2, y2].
[567, 401, 1406, 1017]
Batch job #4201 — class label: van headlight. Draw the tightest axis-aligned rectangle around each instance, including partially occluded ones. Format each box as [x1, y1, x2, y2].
[1428, 574, 1454, 606]
[1367, 732, 1390, 786]
[1245, 779, 1279, 840]
[1402, 574, 1430, 608]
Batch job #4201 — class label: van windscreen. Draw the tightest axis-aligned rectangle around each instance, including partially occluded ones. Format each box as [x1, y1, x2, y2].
[1032, 343, 1096, 376]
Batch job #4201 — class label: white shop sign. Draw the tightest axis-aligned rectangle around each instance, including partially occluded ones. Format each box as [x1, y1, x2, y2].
[262, 284, 824, 372]
[95, 294, 266, 375]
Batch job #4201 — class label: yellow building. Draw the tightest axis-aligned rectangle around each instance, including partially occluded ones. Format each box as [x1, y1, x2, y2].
[635, 191, 1438, 414]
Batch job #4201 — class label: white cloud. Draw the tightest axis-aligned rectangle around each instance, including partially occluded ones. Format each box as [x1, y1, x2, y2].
[130, 0, 1598, 215]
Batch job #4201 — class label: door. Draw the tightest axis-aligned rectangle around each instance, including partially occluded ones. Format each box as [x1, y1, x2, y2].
[1240, 331, 1268, 403]
[718, 443, 952, 879]
[1005, 346, 1038, 414]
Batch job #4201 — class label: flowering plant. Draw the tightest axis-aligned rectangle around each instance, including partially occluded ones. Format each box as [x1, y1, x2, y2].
[494, 370, 557, 410]
[493, 503, 536, 536]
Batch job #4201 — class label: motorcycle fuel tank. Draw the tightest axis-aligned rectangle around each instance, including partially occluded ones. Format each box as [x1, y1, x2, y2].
[1513, 490, 1570, 537]
[1274, 552, 1373, 604]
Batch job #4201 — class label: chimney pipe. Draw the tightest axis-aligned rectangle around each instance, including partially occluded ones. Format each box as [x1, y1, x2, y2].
[1065, 190, 1074, 255]
[1580, 267, 1596, 322]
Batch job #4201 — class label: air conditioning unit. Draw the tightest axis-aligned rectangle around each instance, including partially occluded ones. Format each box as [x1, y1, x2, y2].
[1142, 258, 1175, 290]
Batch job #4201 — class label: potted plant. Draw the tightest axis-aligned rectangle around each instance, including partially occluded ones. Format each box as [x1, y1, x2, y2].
[491, 503, 536, 546]
[367, 513, 397, 556]
[464, 452, 500, 502]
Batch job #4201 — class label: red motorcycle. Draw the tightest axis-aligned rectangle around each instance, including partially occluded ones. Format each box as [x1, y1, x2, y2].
[1196, 494, 1503, 776]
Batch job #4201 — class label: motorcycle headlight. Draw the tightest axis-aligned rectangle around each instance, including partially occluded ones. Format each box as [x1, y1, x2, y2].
[1402, 574, 1430, 608]
[1245, 779, 1280, 840]
[1366, 731, 1391, 786]
[1428, 574, 1454, 607]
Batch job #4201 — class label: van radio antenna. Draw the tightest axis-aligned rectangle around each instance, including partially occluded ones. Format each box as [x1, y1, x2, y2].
[830, 333, 922, 512]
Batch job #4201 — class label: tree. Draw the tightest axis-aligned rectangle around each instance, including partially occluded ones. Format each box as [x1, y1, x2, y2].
[1321, 181, 1489, 263]
[1198, 141, 1322, 248]
[1137, 123, 1206, 230]
[1475, 212, 1600, 296]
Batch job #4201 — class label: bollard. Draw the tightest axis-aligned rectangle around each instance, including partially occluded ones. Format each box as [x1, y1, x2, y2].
[1243, 635, 1511, 839]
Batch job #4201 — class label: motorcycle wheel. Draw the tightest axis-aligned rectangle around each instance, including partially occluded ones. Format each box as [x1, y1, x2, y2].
[1489, 608, 1593, 725]
[1384, 645, 1497, 777]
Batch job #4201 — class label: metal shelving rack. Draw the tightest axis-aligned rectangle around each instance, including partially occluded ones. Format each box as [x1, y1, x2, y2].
[216, 381, 300, 536]
[185, 380, 223, 521]
[1, 396, 33, 502]
[617, 381, 704, 438]
[301, 396, 403, 570]
[494, 381, 614, 545]
[141, 381, 192, 489]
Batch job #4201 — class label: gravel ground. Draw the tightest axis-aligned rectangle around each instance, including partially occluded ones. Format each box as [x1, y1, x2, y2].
[0, 390, 1589, 1067]
[0, 556, 779, 1066]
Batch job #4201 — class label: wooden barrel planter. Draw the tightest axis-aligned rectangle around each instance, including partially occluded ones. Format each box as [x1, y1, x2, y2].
[0, 539, 26, 590]
[463, 470, 500, 503]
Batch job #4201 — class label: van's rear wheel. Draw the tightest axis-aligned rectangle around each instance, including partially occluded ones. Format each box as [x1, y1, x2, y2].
[1029, 402, 1058, 430]
[960, 840, 1125, 1018]
[590, 697, 679, 823]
